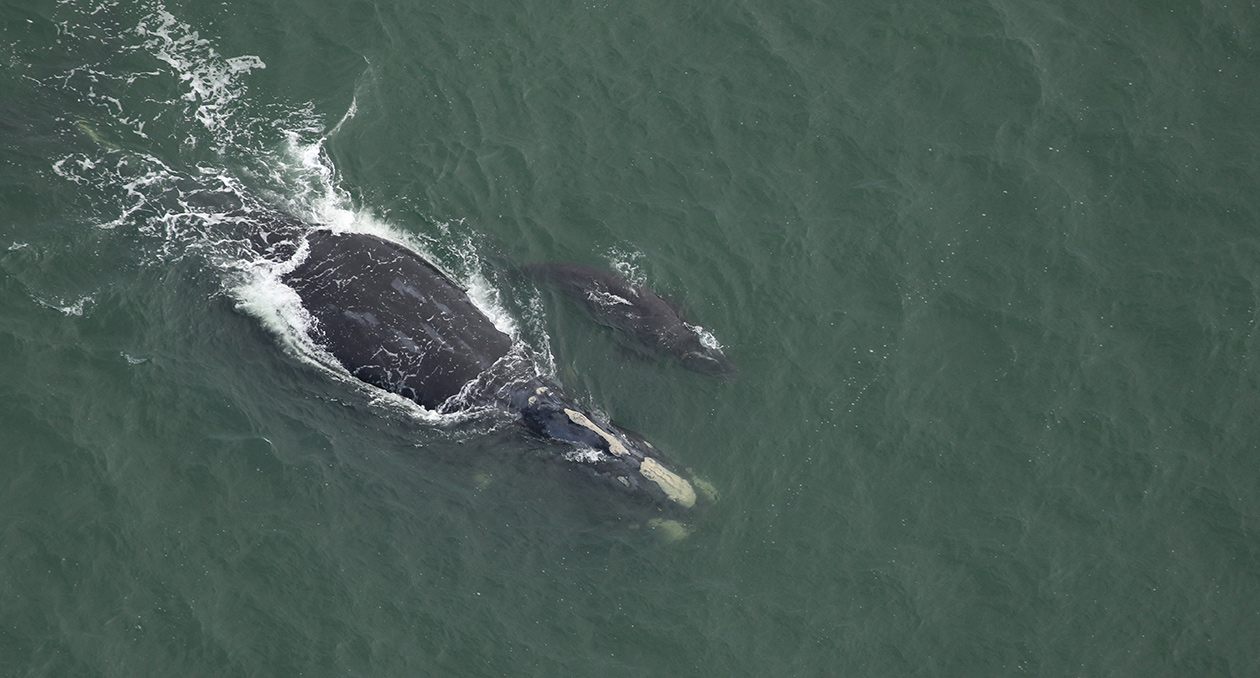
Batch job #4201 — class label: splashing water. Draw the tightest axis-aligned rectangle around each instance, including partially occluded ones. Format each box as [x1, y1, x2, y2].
[37, 0, 543, 424]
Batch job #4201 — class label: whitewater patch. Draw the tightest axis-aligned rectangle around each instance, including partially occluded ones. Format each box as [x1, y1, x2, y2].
[36, 294, 95, 317]
[133, 6, 267, 145]
[43, 0, 553, 427]
[604, 246, 646, 286]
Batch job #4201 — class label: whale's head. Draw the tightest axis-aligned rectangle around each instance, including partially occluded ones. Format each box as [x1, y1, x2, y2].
[678, 345, 738, 379]
[512, 383, 704, 510]
[672, 323, 738, 379]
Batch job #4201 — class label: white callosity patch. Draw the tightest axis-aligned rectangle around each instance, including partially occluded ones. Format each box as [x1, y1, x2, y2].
[638, 458, 697, 508]
[563, 408, 632, 458]
[562, 409, 697, 507]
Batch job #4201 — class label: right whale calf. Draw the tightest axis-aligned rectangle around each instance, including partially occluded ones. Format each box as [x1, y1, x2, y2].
[520, 263, 737, 379]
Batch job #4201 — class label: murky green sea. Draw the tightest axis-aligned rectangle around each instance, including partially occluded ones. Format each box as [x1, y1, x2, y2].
[2, 0, 1259, 675]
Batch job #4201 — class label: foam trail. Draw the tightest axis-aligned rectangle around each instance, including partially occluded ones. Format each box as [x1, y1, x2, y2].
[43, 0, 556, 425]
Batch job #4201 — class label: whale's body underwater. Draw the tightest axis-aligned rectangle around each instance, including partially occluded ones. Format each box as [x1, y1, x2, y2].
[254, 222, 701, 510]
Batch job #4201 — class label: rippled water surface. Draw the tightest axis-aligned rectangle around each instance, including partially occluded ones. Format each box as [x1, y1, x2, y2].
[2, 0, 1259, 675]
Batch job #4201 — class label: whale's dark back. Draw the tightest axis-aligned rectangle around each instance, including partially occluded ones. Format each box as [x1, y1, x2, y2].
[283, 230, 514, 409]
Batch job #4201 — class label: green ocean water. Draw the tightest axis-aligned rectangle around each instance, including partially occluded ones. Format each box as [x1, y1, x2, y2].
[2, 0, 1259, 675]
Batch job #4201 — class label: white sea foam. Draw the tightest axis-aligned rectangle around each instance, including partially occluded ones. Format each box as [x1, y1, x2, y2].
[686, 322, 724, 351]
[36, 294, 94, 317]
[46, 0, 545, 424]
[133, 7, 266, 144]
[605, 247, 646, 285]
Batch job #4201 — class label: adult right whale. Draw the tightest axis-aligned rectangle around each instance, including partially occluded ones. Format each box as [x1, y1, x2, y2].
[520, 263, 737, 379]
[261, 225, 702, 510]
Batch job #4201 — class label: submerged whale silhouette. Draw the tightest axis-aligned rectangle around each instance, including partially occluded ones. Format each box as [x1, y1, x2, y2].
[256, 224, 701, 510]
[520, 263, 737, 379]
